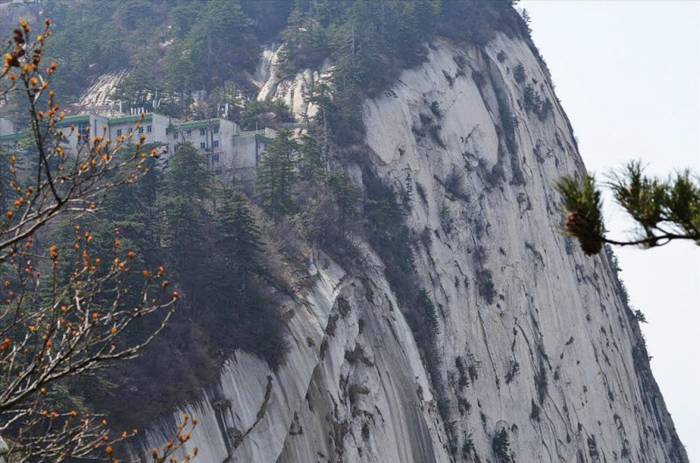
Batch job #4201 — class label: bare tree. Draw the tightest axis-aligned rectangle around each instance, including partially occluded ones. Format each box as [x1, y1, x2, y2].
[0, 19, 196, 462]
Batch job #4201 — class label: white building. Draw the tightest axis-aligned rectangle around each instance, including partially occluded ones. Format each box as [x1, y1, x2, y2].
[0, 112, 276, 190]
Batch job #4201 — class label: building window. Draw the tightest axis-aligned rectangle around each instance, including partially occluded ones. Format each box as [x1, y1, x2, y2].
[213, 126, 219, 134]
[78, 125, 90, 142]
[147, 125, 152, 133]
[186, 130, 191, 136]
[173, 132, 178, 139]
[138, 126, 144, 134]
[116, 129, 122, 137]
[200, 142, 206, 149]
[213, 140, 219, 148]
[200, 128, 206, 136]
[211, 153, 220, 163]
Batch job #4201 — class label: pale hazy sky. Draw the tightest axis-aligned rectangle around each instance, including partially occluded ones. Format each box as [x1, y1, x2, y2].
[521, 0, 700, 459]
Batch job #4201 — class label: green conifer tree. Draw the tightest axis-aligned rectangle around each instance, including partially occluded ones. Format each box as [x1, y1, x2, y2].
[216, 190, 265, 293]
[213, 190, 287, 368]
[255, 129, 299, 217]
[557, 162, 700, 255]
[167, 0, 257, 92]
[298, 134, 325, 181]
[158, 143, 214, 300]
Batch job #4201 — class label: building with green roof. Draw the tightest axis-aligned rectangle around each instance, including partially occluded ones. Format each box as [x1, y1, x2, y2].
[0, 112, 277, 190]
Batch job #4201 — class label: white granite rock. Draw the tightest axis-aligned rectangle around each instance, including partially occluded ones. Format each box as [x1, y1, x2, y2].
[135, 35, 686, 463]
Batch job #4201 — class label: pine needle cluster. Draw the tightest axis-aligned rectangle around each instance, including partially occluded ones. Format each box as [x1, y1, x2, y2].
[557, 162, 700, 255]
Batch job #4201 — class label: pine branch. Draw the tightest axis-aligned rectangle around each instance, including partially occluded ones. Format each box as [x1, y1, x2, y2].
[556, 162, 700, 255]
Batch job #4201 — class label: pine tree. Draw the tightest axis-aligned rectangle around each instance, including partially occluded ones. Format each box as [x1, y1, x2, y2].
[240, 99, 293, 131]
[327, 170, 361, 224]
[216, 190, 265, 293]
[53, 152, 161, 282]
[158, 143, 214, 299]
[106, 156, 160, 257]
[298, 134, 325, 181]
[363, 174, 414, 275]
[161, 143, 211, 200]
[166, 0, 257, 92]
[213, 189, 287, 368]
[557, 162, 700, 254]
[280, 4, 331, 71]
[255, 129, 299, 217]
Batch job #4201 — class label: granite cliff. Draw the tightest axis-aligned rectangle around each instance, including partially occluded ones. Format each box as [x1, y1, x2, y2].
[133, 32, 687, 463]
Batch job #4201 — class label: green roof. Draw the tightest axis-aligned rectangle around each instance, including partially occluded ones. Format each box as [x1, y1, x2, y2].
[108, 114, 153, 126]
[2, 113, 159, 141]
[173, 119, 220, 131]
[255, 133, 275, 144]
[56, 114, 90, 127]
[0, 131, 28, 143]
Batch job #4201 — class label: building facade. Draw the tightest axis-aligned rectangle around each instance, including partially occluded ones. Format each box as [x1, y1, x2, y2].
[0, 112, 276, 190]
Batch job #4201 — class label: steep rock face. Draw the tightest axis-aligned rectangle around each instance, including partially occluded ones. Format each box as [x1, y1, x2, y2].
[358, 35, 686, 462]
[135, 250, 449, 462]
[255, 43, 328, 120]
[136, 34, 686, 462]
[78, 70, 127, 109]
